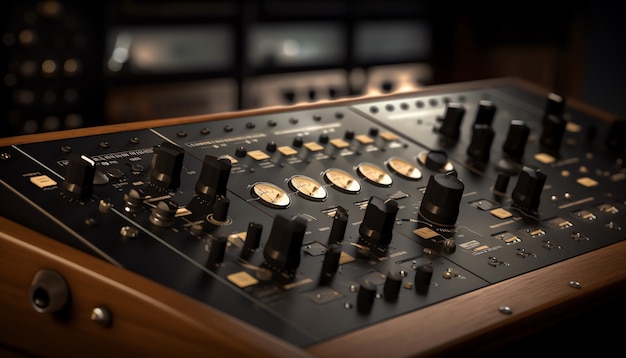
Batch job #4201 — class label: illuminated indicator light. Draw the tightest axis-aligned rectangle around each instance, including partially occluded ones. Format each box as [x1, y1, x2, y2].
[277, 146, 298, 156]
[534, 153, 555, 164]
[227, 272, 258, 288]
[379, 131, 399, 141]
[30, 175, 57, 188]
[247, 150, 270, 160]
[355, 135, 374, 144]
[490, 208, 512, 219]
[329, 138, 350, 148]
[576, 177, 598, 187]
[304, 142, 324, 152]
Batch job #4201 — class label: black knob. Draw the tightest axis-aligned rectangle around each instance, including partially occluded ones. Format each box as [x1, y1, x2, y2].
[437, 103, 465, 141]
[344, 130, 355, 140]
[263, 214, 307, 272]
[369, 127, 379, 137]
[512, 166, 547, 213]
[466, 124, 495, 163]
[292, 136, 304, 148]
[29, 270, 70, 314]
[606, 118, 626, 155]
[241, 222, 263, 259]
[149, 201, 177, 227]
[419, 172, 465, 226]
[502, 119, 530, 161]
[423, 150, 451, 172]
[545, 92, 566, 118]
[474, 99, 497, 127]
[62, 154, 95, 201]
[319, 244, 342, 284]
[206, 236, 227, 268]
[539, 114, 567, 153]
[493, 172, 511, 196]
[195, 155, 231, 202]
[318, 133, 329, 144]
[356, 279, 377, 314]
[414, 264, 433, 294]
[383, 270, 402, 302]
[235, 146, 247, 158]
[327, 206, 348, 245]
[211, 196, 230, 222]
[358, 196, 399, 248]
[266, 141, 277, 153]
[150, 142, 184, 190]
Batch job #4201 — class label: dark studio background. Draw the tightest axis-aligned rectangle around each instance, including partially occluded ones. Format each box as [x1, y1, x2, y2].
[1, 0, 624, 354]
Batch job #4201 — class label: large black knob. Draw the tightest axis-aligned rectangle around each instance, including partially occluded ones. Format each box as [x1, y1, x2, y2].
[195, 155, 231, 202]
[512, 166, 547, 213]
[358, 196, 398, 248]
[263, 214, 307, 272]
[466, 124, 495, 163]
[414, 264, 433, 295]
[327, 206, 348, 245]
[437, 103, 465, 141]
[356, 279, 377, 314]
[240, 222, 263, 260]
[150, 141, 184, 190]
[502, 119, 530, 161]
[62, 154, 96, 201]
[473, 99, 497, 127]
[421, 150, 453, 172]
[419, 172, 465, 226]
[383, 270, 403, 302]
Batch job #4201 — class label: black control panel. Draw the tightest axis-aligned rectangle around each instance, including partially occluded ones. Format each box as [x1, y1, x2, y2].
[1, 80, 624, 348]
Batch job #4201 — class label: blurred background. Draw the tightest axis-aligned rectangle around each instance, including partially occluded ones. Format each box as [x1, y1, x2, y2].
[2, 0, 624, 137]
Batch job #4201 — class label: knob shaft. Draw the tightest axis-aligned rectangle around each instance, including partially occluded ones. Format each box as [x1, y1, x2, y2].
[419, 172, 465, 226]
[512, 166, 547, 213]
[358, 196, 398, 248]
[150, 142, 184, 190]
[195, 155, 231, 202]
[62, 154, 95, 201]
[263, 214, 307, 272]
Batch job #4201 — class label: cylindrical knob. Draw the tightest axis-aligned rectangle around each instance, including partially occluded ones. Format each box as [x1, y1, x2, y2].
[545, 92, 566, 118]
[466, 124, 495, 163]
[234, 146, 247, 158]
[241, 222, 263, 259]
[263, 214, 307, 272]
[473, 99, 497, 127]
[344, 130, 355, 140]
[502, 119, 530, 161]
[356, 279, 377, 314]
[414, 264, 433, 294]
[62, 154, 96, 201]
[539, 114, 567, 153]
[423, 150, 451, 172]
[150, 142, 184, 190]
[266, 141, 277, 153]
[29, 270, 70, 314]
[206, 236, 227, 268]
[383, 270, 402, 302]
[319, 244, 342, 284]
[437, 103, 465, 141]
[358, 196, 399, 248]
[195, 155, 231, 202]
[149, 201, 177, 227]
[419, 172, 465, 226]
[292, 136, 303, 148]
[512, 166, 547, 213]
[369, 127, 379, 137]
[327, 206, 348, 245]
[211, 196, 230, 222]
[318, 133, 329, 144]
[493, 172, 511, 196]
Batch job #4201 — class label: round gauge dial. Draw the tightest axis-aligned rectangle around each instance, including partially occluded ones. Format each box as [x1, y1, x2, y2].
[323, 168, 361, 194]
[250, 182, 291, 208]
[288, 175, 328, 201]
[386, 156, 422, 180]
[356, 162, 393, 187]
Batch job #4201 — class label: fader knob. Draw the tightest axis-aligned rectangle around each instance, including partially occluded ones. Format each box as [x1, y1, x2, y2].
[319, 244, 342, 284]
[473, 99, 497, 126]
[358, 196, 398, 248]
[356, 279, 377, 314]
[263, 214, 307, 272]
[327, 206, 348, 245]
[512, 166, 547, 213]
[502, 119, 530, 161]
[241, 222, 263, 259]
[383, 271, 402, 302]
[195, 155, 232, 202]
[150, 142, 184, 190]
[466, 124, 495, 163]
[62, 154, 96, 201]
[437, 103, 465, 141]
[414, 264, 433, 294]
[419, 172, 464, 226]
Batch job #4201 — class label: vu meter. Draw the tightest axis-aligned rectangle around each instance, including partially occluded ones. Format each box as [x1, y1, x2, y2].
[323, 168, 361, 194]
[250, 182, 291, 208]
[288, 175, 328, 201]
[356, 162, 393, 187]
[386, 156, 422, 180]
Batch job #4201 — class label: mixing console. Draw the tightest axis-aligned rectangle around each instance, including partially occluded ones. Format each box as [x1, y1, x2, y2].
[0, 78, 624, 356]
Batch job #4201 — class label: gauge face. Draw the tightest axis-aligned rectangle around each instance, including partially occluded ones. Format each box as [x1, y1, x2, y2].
[250, 182, 291, 208]
[288, 175, 328, 201]
[356, 162, 393, 187]
[386, 156, 422, 180]
[323, 168, 361, 194]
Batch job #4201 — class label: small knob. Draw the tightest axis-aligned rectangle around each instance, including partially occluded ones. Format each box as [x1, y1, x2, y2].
[492, 172, 511, 196]
[327, 206, 348, 245]
[437, 103, 465, 141]
[195, 155, 232, 202]
[422, 150, 452, 172]
[466, 124, 495, 163]
[368, 127, 379, 137]
[383, 270, 402, 302]
[211, 196, 230, 222]
[240, 222, 263, 260]
[502, 119, 530, 161]
[358, 196, 399, 248]
[206, 236, 227, 268]
[123, 188, 144, 213]
[419, 172, 465, 226]
[266, 141, 277, 153]
[356, 279, 377, 314]
[414, 264, 433, 294]
[149, 201, 177, 227]
[318, 133, 329, 144]
[150, 142, 184, 190]
[235, 146, 247, 158]
[62, 154, 96, 201]
[512, 166, 547, 213]
[263, 214, 307, 272]
[473, 100, 497, 127]
[344, 130, 355, 140]
[292, 136, 303, 148]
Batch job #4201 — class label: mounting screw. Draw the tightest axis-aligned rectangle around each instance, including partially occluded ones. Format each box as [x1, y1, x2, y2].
[568, 280, 582, 289]
[498, 306, 513, 315]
